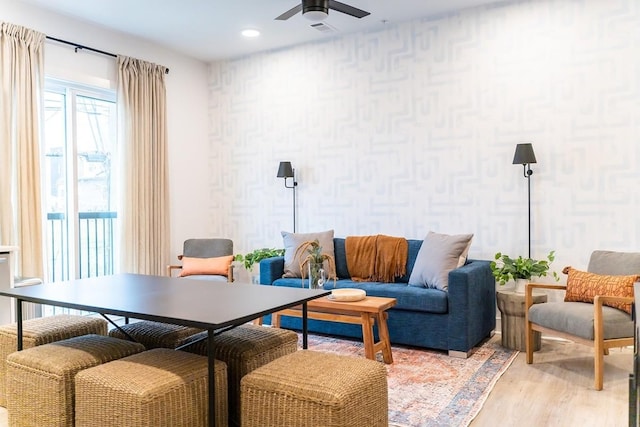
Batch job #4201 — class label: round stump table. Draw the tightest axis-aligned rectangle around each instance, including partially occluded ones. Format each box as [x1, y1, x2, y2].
[496, 289, 547, 351]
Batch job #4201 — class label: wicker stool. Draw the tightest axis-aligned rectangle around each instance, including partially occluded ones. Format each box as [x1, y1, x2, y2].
[6, 334, 145, 427]
[185, 324, 298, 426]
[0, 314, 107, 406]
[108, 320, 203, 349]
[241, 350, 388, 427]
[75, 348, 228, 427]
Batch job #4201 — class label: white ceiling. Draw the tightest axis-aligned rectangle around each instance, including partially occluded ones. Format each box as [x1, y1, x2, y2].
[17, 0, 506, 62]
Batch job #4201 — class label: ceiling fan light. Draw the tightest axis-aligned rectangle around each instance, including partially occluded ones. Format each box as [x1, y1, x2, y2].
[303, 10, 328, 21]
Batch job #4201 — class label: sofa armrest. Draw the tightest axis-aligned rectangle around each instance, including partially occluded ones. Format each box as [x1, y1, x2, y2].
[447, 259, 496, 353]
[259, 256, 285, 285]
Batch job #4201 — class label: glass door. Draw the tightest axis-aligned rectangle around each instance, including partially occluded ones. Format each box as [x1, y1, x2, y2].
[43, 79, 118, 284]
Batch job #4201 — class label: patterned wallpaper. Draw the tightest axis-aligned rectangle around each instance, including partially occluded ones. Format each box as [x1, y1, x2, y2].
[208, 0, 640, 277]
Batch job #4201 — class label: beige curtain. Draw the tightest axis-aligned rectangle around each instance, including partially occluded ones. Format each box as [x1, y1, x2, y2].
[117, 56, 169, 275]
[0, 23, 45, 279]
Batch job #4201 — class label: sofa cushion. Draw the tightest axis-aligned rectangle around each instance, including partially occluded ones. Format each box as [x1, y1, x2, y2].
[563, 267, 637, 314]
[281, 230, 336, 279]
[408, 231, 474, 290]
[271, 278, 448, 314]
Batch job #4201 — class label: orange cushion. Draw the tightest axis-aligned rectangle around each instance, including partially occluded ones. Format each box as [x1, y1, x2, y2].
[564, 267, 638, 314]
[179, 255, 233, 277]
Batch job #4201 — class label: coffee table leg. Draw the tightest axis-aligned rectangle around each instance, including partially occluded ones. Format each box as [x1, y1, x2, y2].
[378, 312, 393, 364]
[302, 303, 308, 349]
[16, 299, 23, 351]
[361, 313, 375, 360]
[207, 329, 215, 427]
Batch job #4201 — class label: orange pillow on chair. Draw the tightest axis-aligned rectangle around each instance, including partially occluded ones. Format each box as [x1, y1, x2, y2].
[564, 267, 638, 314]
[179, 255, 234, 277]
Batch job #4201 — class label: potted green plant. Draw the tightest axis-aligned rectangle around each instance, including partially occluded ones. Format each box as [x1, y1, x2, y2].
[490, 250, 559, 292]
[234, 248, 284, 283]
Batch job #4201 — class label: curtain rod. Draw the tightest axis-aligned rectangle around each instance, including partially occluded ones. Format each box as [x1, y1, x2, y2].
[45, 36, 170, 74]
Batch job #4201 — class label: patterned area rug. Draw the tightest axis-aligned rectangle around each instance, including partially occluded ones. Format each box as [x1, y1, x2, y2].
[302, 334, 517, 427]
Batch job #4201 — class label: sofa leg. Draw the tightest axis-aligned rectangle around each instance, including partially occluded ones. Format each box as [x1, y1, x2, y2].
[448, 350, 470, 359]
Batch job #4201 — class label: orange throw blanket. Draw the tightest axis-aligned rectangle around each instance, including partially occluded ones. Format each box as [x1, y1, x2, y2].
[345, 235, 408, 282]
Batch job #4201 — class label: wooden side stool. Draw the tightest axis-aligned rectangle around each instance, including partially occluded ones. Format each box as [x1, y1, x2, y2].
[0, 314, 107, 406]
[185, 324, 298, 426]
[108, 320, 203, 349]
[75, 348, 228, 427]
[241, 350, 388, 427]
[6, 334, 145, 427]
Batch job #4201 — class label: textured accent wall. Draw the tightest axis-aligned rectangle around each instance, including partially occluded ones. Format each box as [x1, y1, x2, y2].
[208, 0, 640, 274]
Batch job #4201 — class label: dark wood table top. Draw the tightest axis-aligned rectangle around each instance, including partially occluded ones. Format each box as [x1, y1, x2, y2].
[0, 273, 330, 329]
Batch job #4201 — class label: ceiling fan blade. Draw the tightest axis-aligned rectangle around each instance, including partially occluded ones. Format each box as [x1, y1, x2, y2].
[328, 0, 370, 18]
[275, 4, 303, 20]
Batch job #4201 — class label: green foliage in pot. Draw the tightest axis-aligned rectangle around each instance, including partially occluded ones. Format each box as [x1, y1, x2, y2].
[234, 248, 284, 271]
[490, 250, 559, 286]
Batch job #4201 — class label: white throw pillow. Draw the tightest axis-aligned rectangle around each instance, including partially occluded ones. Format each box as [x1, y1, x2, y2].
[282, 230, 335, 278]
[408, 231, 474, 290]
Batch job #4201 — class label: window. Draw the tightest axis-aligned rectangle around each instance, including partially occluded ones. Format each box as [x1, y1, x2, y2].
[43, 79, 118, 284]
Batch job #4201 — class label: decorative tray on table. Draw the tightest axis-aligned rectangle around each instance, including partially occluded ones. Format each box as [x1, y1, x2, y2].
[328, 288, 366, 302]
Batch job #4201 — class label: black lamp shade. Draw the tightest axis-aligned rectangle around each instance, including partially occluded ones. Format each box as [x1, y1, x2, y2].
[512, 143, 537, 165]
[277, 161, 294, 178]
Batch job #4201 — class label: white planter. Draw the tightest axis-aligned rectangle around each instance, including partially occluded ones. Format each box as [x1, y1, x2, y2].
[515, 278, 528, 293]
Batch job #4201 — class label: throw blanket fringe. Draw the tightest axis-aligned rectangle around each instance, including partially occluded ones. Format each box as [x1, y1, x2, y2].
[346, 235, 408, 282]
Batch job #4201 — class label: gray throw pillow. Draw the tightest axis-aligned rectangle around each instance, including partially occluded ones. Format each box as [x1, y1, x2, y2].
[282, 230, 335, 278]
[408, 231, 474, 290]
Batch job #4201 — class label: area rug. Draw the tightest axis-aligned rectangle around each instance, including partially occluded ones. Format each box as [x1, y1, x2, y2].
[301, 334, 517, 427]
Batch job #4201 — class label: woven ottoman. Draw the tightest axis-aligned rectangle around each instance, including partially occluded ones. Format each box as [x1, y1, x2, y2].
[185, 324, 298, 426]
[0, 314, 107, 406]
[241, 350, 388, 427]
[108, 320, 203, 349]
[75, 348, 228, 427]
[6, 334, 145, 426]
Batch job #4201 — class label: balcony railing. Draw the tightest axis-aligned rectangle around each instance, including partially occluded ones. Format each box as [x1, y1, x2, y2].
[47, 211, 117, 283]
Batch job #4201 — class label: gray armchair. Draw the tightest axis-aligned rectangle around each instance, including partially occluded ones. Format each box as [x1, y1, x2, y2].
[525, 250, 640, 390]
[167, 238, 234, 282]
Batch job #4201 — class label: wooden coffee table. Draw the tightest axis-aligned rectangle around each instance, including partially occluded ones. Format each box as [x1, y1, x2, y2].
[272, 295, 397, 364]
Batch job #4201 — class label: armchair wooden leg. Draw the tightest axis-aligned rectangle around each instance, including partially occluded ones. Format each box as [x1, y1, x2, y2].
[525, 321, 534, 364]
[594, 298, 604, 391]
[524, 287, 534, 364]
[594, 344, 604, 391]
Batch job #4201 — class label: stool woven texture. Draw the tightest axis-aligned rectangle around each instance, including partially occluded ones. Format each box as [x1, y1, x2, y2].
[75, 348, 228, 427]
[108, 320, 203, 349]
[0, 314, 107, 406]
[6, 334, 145, 427]
[240, 350, 388, 427]
[185, 324, 298, 426]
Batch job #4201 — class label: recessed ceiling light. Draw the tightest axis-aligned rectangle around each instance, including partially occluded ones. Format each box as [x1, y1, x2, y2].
[241, 29, 260, 38]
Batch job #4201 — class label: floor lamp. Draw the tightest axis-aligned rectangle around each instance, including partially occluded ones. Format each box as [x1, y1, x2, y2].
[277, 161, 298, 232]
[512, 143, 537, 259]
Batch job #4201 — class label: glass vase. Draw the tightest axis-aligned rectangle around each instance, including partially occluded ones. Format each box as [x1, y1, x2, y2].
[307, 262, 326, 289]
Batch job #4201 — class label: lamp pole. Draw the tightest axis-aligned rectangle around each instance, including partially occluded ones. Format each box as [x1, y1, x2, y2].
[287, 169, 297, 233]
[524, 164, 533, 259]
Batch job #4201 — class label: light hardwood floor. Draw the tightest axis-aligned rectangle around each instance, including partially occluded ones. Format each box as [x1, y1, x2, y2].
[472, 335, 632, 427]
[0, 336, 632, 427]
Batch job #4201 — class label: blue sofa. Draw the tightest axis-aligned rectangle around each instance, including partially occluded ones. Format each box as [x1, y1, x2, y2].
[260, 237, 496, 357]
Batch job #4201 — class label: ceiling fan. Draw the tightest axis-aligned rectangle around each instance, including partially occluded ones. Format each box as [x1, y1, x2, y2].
[275, 0, 371, 22]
